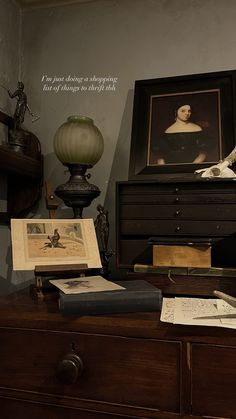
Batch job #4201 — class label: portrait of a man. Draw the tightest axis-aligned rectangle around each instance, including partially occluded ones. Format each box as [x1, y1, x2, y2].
[148, 90, 221, 166]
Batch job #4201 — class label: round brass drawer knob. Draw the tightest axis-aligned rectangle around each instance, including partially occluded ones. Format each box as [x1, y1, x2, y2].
[175, 210, 181, 216]
[175, 226, 181, 232]
[57, 353, 83, 385]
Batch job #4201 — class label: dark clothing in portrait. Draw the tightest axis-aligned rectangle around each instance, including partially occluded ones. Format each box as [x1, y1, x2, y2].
[156, 131, 209, 164]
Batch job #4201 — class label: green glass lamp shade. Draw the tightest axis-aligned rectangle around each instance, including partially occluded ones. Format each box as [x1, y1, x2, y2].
[53, 115, 104, 166]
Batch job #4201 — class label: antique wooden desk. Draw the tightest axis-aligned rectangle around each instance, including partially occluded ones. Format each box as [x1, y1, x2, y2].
[0, 289, 236, 419]
[1, 178, 236, 418]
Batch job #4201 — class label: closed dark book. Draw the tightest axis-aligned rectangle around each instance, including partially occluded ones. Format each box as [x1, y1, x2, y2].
[59, 280, 162, 315]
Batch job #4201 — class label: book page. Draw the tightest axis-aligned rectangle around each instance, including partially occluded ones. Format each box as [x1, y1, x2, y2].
[50, 275, 125, 294]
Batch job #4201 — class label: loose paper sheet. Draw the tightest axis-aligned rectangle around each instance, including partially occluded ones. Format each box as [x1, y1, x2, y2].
[174, 298, 221, 327]
[216, 299, 236, 327]
[160, 298, 175, 323]
[161, 297, 236, 329]
[50, 275, 125, 294]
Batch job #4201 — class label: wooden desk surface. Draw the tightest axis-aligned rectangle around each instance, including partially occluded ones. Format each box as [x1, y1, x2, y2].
[0, 287, 236, 345]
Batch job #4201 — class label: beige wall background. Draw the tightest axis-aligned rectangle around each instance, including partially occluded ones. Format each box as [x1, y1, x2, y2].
[1, 0, 236, 292]
[0, 0, 24, 295]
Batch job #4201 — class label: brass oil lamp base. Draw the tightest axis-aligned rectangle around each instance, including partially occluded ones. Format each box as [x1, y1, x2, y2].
[55, 163, 100, 218]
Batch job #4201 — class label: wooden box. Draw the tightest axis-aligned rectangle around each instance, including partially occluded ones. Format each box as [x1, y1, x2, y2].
[153, 244, 211, 268]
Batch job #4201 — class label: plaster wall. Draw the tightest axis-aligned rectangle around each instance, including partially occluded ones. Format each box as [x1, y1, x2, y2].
[21, 0, 236, 279]
[1, 0, 236, 292]
[0, 0, 25, 295]
[0, 0, 21, 114]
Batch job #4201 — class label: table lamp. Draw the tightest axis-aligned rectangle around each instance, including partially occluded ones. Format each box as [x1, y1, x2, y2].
[53, 115, 104, 218]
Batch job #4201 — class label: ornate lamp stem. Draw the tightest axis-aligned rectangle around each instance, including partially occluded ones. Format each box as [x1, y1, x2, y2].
[55, 163, 100, 218]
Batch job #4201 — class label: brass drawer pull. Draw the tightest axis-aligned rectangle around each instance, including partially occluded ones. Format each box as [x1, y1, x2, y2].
[175, 197, 179, 203]
[175, 226, 181, 232]
[57, 353, 83, 385]
[175, 210, 181, 216]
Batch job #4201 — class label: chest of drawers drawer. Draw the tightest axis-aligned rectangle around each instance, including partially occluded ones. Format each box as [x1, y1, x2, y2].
[0, 328, 181, 413]
[119, 181, 236, 197]
[119, 183, 236, 205]
[121, 193, 236, 205]
[117, 180, 236, 268]
[120, 219, 236, 236]
[120, 203, 236, 220]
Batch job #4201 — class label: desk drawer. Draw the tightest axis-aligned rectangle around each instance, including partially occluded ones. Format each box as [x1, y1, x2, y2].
[0, 398, 131, 419]
[0, 329, 181, 413]
[191, 343, 236, 418]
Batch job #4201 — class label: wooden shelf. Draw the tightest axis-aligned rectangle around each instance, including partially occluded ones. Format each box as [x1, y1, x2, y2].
[0, 110, 43, 221]
[0, 145, 42, 178]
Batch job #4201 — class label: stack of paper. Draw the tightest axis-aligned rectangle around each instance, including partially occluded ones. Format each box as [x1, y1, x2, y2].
[161, 297, 236, 329]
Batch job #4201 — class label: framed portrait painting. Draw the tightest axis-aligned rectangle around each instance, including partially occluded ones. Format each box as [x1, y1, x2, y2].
[128, 70, 236, 180]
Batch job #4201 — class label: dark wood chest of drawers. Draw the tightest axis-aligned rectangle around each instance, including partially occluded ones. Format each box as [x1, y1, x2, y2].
[116, 179, 236, 269]
[1, 291, 236, 418]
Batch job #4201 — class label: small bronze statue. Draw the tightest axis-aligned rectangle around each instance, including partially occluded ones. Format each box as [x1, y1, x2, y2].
[95, 204, 109, 252]
[7, 81, 39, 151]
[8, 82, 34, 130]
[94, 204, 113, 276]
